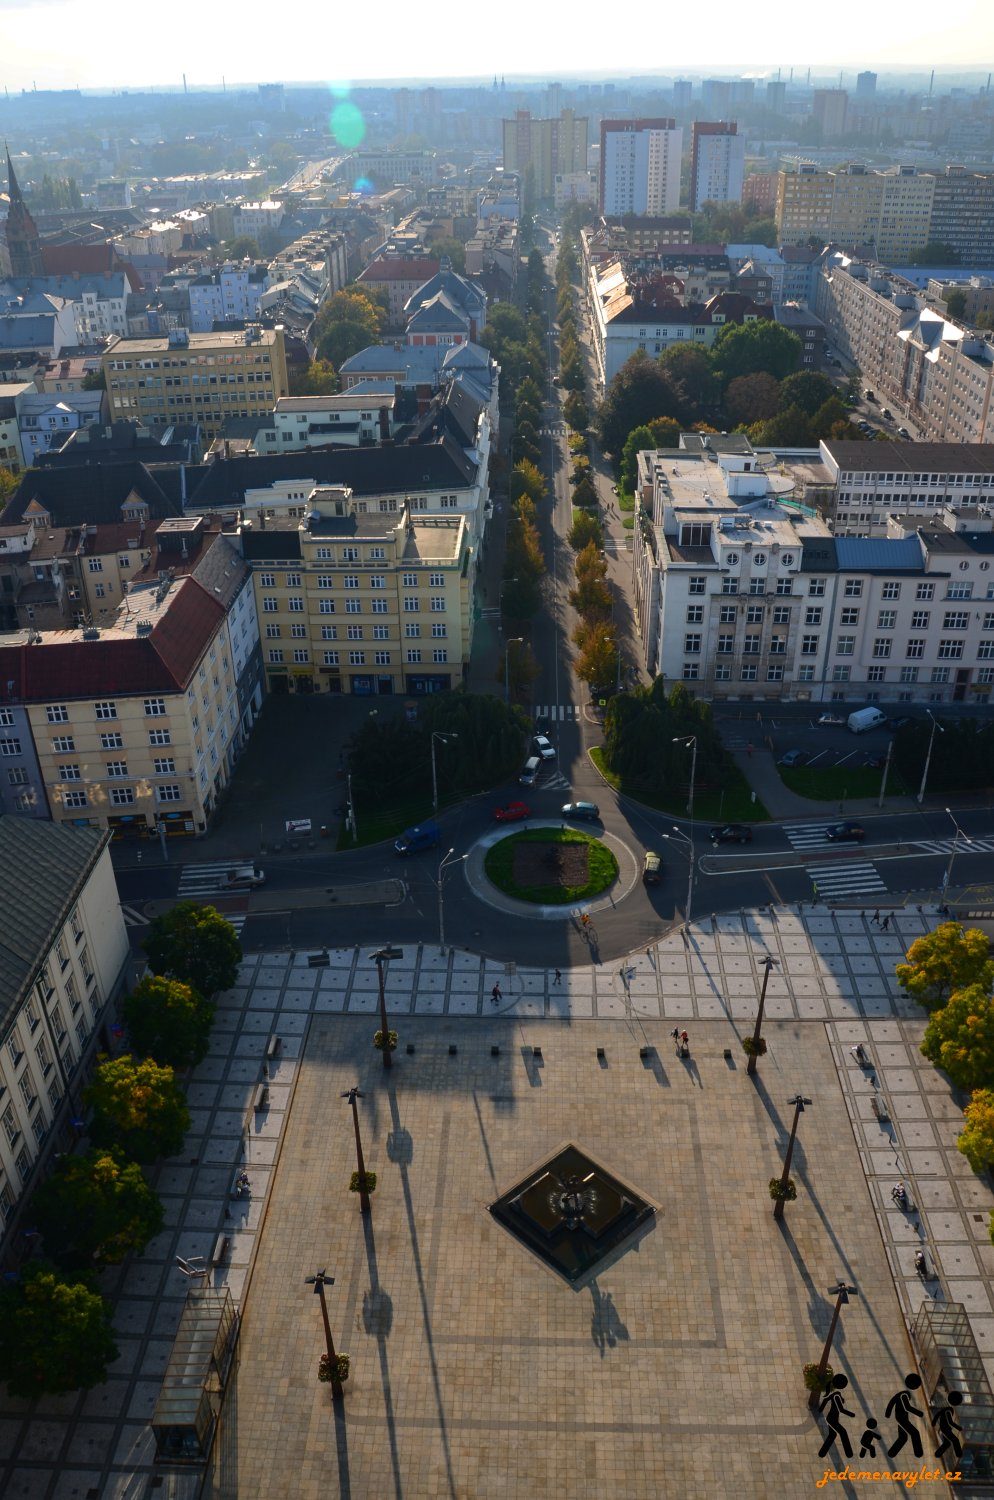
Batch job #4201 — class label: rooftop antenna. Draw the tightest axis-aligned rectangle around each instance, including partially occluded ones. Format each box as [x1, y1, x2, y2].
[929, 69, 935, 96]
[806, 67, 811, 86]
[183, 74, 188, 95]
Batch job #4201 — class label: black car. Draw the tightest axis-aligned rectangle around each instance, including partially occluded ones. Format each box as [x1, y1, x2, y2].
[826, 822, 865, 842]
[709, 823, 753, 845]
[778, 749, 808, 768]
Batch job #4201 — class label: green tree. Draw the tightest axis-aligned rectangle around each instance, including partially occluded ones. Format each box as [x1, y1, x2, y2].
[724, 372, 780, 426]
[430, 235, 466, 273]
[225, 235, 261, 261]
[921, 985, 994, 1091]
[33, 1150, 164, 1270]
[85, 1055, 191, 1164]
[572, 475, 598, 508]
[573, 620, 619, 686]
[287, 359, 339, 397]
[559, 355, 586, 393]
[314, 290, 384, 368]
[646, 415, 681, 448]
[563, 390, 589, 431]
[777, 371, 837, 417]
[501, 638, 540, 701]
[749, 403, 815, 446]
[568, 509, 602, 550]
[711, 320, 802, 387]
[0, 466, 18, 504]
[597, 352, 686, 454]
[944, 289, 967, 319]
[659, 344, 719, 413]
[124, 974, 215, 1070]
[509, 460, 545, 507]
[896, 921, 994, 1011]
[143, 901, 242, 997]
[602, 678, 729, 800]
[913, 242, 959, 267]
[958, 1089, 994, 1173]
[516, 375, 544, 412]
[80, 367, 106, 393]
[0, 1266, 118, 1398]
[620, 425, 657, 493]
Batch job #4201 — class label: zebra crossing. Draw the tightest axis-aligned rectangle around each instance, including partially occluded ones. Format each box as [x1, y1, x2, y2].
[120, 903, 147, 928]
[783, 821, 842, 851]
[226, 914, 247, 936]
[177, 861, 242, 897]
[914, 837, 994, 855]
[805, 859, 887, 898]
[532, 703, 580, 722]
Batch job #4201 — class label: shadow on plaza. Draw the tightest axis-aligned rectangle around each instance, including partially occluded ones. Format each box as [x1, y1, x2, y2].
[361, 1212, 403, 1500]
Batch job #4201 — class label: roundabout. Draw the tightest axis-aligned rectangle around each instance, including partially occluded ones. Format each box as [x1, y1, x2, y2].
[462, 819, 641, 922]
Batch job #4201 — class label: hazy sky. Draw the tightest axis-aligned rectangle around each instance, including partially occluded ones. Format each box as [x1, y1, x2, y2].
[1, 0, 993, 91]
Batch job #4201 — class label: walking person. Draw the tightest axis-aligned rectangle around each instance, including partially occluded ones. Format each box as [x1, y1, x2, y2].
[886, 1374, 925, 1459]
[858, 1417, 880, 1458]
[818, 1374, 855, 1459]
[933, 1391, 964, 1462]
[872, 909, 881, 927]
[491, 983, 502, 1004]
[553, 969, 562, 985]
[882, 914, 891, 932]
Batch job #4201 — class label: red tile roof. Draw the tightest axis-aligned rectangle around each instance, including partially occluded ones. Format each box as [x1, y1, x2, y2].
[358, 257, 440, 283]
[0, 577, 225, 702]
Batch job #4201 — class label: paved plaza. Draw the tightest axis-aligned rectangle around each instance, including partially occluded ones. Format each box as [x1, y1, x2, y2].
[0, 904, 988, 1498]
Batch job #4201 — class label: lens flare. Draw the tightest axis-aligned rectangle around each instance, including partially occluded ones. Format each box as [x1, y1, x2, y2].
[331, 100, 365, 149]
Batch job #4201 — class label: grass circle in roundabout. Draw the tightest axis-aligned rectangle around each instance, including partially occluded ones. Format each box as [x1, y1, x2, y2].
[483, 827, 619, 905]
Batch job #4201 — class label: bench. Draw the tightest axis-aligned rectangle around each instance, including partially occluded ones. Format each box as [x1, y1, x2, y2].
[871, 1093, 890, 1122]
[254, 1084, 269, 1113]
[307, 950, 330, 968]
[210, 1233, 230, 1268]
[266, 1034, 282, 1061]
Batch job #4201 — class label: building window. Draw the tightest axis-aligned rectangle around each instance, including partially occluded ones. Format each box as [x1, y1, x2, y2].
[766, 665, 784, 681]
[749, 578, 765, 596]
[343, 575, 359, 589]
[319, 601, 335, 614]
[740, 664, 757, 682]
[808, 578, 826, 596]
[156, 784, 182, 802]
[684, 634, 701, 654]
[344, 600, 361, 615]
[719, 605, 736, 624]
[407, 649, 422, 663]
[69, 908, 83, 942]
[371, 599, 388, 614]
[405, 623, 420, 637]
[51, 735, 74, 753]
[285, 573, 301, 587]
[105, 760, 129, 778]
[798, 665, 815, 682]
[259, 573, 276, 587]
[877, 611, 897, 630]
[346, 625, 363, 641]
[916, 583, 934, 601]
[268, 649, 284, 664]
[771, 606, 790, 625]
[404, 597, 419, 612]
[290, 623, 307, 639]
[743, 634, 760, 655]
[153, 757, 176, 774]
[867, 665, 886, 683]
[265, 624, 281, 639]
[900, 666, 919, 683]
[881, 582, 901, 600]
[149, 728, 171, 746]
[58, 763, 81, 781]
[871, 639, 892, 659]
[931, 666, 950, 683]
[836, 636, 855, 656]
[0, 738, 21, 756]
[288, 597, 304, 613]
[800, 635, 819, 655]
[832, 665, 851, 682]
[1, 1106, 18, 1148]
[94, 701, 117, 719]
[840, 608, 860, 626]
[87, 558, 103, 574]
[143, 698, 166, 717]
[262, 597, 278, 613]
[374, 652, 391, 666]
[348, 651, 365, 666]
[943, 611, 970, 630]
[937, 639, 963, 659]
[402, 573, 417, 587]
[721, 577, 737, 595]
[320, 625, 337, 641]
[688, 576, 706, 597]
[429, 572, 445, 587]
[775, 578, 793, 596]
[293, 650, 309, 664]
[109, 786, 135, 805]
[682, 664, 699, 680]
[906, 639, 925, 659]
[18, 1071, 36, 1112]
[911, 610, 930, 629]
[770, 636, 787, 655]
[63, 790, 87, 808]
[323, 651, 340, 666]
[45, 705, 68, 723]
[843, 580, 863, 598]
[432, 649, 448, 663]
[947, 583, 973, 600]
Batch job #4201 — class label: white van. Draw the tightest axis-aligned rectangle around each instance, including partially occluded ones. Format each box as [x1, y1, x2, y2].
[847, 707, 887, 734]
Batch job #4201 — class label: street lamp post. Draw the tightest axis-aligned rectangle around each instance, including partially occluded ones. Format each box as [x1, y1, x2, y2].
[662, 827, 695, 931]
[505, 637, 524, 704]
[342, 1086, 370, 1214]
[431, 732, 458, 815]
[304, 1269, 345, 1399]
[372, 945, 402, 1070]
[773, 1093, 812, 1221]
[673, 734, 698, 822]
[747, 955, 779, 1077]
[943, 806, 974, 898]
[437, 848, 467, 954]
[809, 1281, 858, 1408]
[917, 709, 944, 805]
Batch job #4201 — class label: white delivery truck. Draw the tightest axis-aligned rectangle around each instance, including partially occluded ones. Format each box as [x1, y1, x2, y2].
[847, 707, 887, 734]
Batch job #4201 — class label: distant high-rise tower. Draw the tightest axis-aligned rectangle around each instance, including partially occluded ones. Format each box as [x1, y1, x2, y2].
[766, 79, 787, 113]
[811, 89, 849, 139]
[856, 71, 877, 99]
[690, 122, 745, 211]
[4, 146, 44, 278]
[673, 80, 693, 111]
[599, 118, 683, 218]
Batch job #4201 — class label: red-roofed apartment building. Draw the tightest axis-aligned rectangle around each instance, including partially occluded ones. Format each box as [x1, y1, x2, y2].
[0, 565, 252, 835]
[356, 254, 440, 329]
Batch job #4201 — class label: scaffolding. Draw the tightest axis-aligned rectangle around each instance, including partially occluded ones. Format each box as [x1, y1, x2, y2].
[151, 1286, 239, 1464]
[912, 1300, 994, 1484]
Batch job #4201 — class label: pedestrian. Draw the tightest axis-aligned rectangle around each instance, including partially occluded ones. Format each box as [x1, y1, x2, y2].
[553, 968, 562, 984]
[882, 914, 891, 932]
[491, 982, 502, 1003]
[872, 909, 881, 926]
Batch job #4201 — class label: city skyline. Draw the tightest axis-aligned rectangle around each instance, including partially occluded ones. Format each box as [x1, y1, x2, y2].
[1, 0, 993, 93]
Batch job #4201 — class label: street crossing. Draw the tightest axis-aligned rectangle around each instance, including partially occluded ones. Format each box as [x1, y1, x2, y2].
[913, 837, 994, 855]
[177, 861, 241, 898]
[532, 704, 580, 722]
[805, 859, 887, 899]
[120, 903, 147, 927]
[783, 822, 842, 851]
[226, 914, 247, 936]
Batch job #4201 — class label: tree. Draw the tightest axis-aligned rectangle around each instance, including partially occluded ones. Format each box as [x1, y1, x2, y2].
[597, 353, 686, 454]
[896, 921, 994, 1011]
[430, 235, 466, 273]
[85, 1055, 191, 1163]
[920, 985, 994, 1092]
[568, 509, 602, 550]
[647, 415, 681, 448]
[559, 355, 587, 393]
[313, 289, 384, 368]
[659, 344, 718, 413]
[33, 1150, 164, 1270]
[225, 235, 261, 261]
[0, 467, 18, 505]
[711, 320, 802, 386]
[0, 1266, 118, 1398]
[945, 289, 967, 319]
[777, 371, 836, 417]
[620, 425, 657, 493]
[509, 460, 545, 506]
[288, 359, 339, 397]
[143, 901, 241, 997]
[749, 403, 814, 447]
[724, 372, 781, 426]
[124, 974, 215, 1070]
[914, 242, 959, 267]
[501, 638, 540, 700]
[573, 621, 619, 686]
[958, 1089, 994, 1174]
[563, 390, 589, 431]
[80, 367, 106, 392]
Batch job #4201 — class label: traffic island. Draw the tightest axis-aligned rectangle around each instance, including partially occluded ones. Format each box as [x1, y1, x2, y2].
[484, 827, 619, 905]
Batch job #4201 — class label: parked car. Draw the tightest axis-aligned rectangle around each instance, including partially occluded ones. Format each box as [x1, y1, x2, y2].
[778, 749, 808, 768]
[865, 389, 877, 402]
[709, 823, 753, 845]
[826, 822, 866, 842]
[881, 407, 893, 419]
[394, 821, 441, 855]
[493, 802, 531, 823]
[519, 757, 542, 787]
[533, 713, 551, 735]
[642, 851, 662, 885]
[897, 426, 910, 438]
[561, 801, 600, 821]
[533, 734, 556, 761]
[817, 712, 846, 726]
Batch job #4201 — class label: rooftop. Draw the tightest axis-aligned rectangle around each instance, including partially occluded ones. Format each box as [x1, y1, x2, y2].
[823, 440, 994, 476]
[104, 328, 281, 354]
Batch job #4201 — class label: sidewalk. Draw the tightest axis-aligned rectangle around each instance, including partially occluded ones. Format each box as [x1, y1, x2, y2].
[730, 744, 920, 821]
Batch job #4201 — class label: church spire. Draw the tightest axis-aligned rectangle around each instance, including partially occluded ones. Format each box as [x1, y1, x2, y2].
[4, 143, 45, 278]
[5, 144, 23, 203]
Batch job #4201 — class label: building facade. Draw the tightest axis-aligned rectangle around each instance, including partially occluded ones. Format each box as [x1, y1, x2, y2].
[689, 123, 744, 212]
[102, 327, 289, 440]
[599, 119, 683, 219]
[502, 110, 589, 200]
[0, 819, 129, 1261]
[188, 264, 272, 333]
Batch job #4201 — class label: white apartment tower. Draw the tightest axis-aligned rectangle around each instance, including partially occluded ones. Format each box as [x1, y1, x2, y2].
[599, 118, 683, 218]
[690, 122, 745, 212]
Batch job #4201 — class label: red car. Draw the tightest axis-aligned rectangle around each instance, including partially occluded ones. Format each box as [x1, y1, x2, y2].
[493, 801, 531, 823]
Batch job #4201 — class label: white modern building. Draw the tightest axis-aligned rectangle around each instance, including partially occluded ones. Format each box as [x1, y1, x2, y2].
[232, 201, 284, 241]
[188, 263, 272, 332]
[690, 123, 745, 212]
[821, 440, 994, 536]
[599, 118, 683, 218]
[0, 818, 129, 1259]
